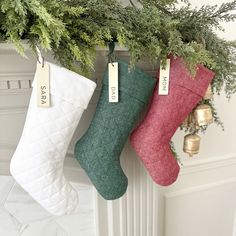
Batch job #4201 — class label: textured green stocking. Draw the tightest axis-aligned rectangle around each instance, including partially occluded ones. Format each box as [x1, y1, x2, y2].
[74, 59, 155, 200]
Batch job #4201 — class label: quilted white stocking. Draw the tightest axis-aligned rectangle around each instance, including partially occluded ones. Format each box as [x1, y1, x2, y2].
[10, 62, 96, 216]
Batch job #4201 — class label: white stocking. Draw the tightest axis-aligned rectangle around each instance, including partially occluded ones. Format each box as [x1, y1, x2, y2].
[10, 62, 96, 216]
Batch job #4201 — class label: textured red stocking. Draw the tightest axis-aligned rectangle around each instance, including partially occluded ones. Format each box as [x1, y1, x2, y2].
[130, 55, 215, 186]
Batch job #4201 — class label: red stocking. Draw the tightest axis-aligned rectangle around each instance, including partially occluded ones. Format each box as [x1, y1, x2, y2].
[130, 55, 215, 186]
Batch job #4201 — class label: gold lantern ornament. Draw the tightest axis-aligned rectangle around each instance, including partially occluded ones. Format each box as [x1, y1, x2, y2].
[183, 134, 201, 157]
[204, 84, 213, 100]
[194, 104, 213, 126]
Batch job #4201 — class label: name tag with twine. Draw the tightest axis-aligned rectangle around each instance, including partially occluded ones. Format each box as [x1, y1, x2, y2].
[158, 59, 170, 95]
[36, 62, 50, 107]
[108, 62, 119, 103]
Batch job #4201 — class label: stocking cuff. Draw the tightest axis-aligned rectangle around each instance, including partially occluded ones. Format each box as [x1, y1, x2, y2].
[158, 55, 215, 97]
[33, 62, 96, 109]
[103, 59, 156, 103]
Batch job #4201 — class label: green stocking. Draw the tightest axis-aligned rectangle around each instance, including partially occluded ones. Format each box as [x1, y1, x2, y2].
[74, 59, 155, 199]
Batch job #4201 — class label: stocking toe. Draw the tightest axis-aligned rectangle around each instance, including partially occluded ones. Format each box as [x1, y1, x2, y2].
[90, 161, 128, 200]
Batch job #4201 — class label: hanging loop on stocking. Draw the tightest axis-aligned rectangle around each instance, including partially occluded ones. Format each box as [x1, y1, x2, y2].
[107, 41, 116, 65]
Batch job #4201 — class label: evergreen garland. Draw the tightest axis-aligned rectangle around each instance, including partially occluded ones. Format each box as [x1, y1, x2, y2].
[0, 1, 235, 80]
[0, 0, 236, 149]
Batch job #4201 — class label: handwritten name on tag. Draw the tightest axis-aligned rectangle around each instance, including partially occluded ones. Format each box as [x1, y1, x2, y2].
[36, 62, 50, 107]
[158, 59, 170, 95]
[108, 62, 118, 103]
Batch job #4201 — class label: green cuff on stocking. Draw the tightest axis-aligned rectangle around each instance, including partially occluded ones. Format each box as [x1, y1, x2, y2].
[74, 59, 155, 200]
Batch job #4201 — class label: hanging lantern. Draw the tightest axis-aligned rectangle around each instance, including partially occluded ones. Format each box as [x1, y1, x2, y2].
[194, 104, 213, 126]
[183, 134, 201, 157]
[204, 84, 213, 100]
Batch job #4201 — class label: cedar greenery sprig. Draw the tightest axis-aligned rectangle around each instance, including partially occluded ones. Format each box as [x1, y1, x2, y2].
[0, 0, 235, 83]
[170, 1, 236, 97]
[0, 0, 235, 136]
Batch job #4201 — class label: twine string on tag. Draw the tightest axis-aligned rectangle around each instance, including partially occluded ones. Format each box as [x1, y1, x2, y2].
[36, 46, 45, 68]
